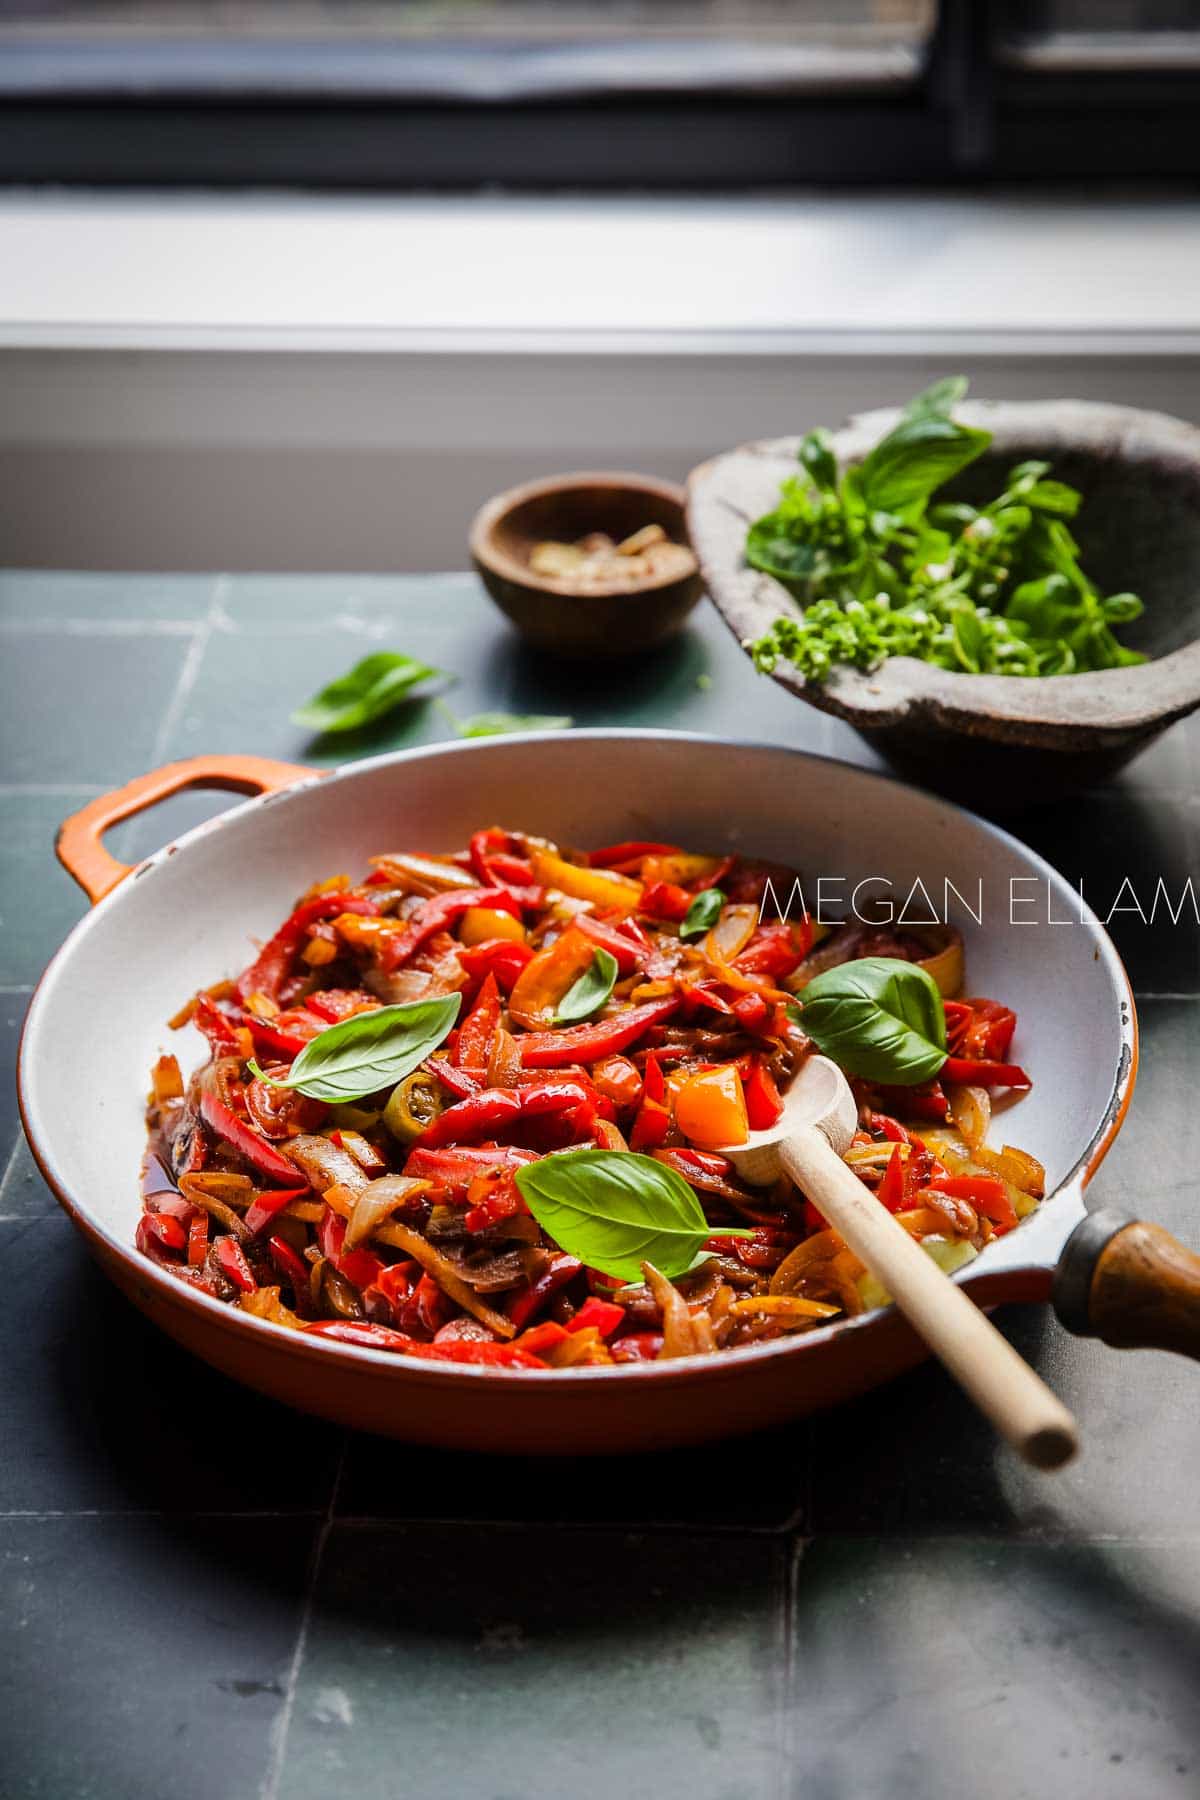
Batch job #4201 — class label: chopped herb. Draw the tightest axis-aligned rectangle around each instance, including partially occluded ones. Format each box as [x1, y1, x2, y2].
[746, 379, 1144, 682]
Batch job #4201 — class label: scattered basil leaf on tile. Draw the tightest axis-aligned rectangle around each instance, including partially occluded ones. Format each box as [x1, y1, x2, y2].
[293, 652, 445, 735]
[796, 956, 947, 1086]
[248, 994, 461, 1102]
[456, 712, 574, 738]
[554, 948, 618, 1025]
[680, 887, 726, 942]
[514, 1148, 752, 1283]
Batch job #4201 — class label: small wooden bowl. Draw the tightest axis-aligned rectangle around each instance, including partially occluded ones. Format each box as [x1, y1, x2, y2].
[688, 400, 1200, 803]
[470, 471, 704, 659]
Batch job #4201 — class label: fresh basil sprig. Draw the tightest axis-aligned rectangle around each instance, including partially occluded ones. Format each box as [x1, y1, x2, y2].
[746, 376, 1145, 683]
[248, 995, 461, 1103]
[554, 949, 618, 1025]
[680, 886, 725, 942]
[514, 1149, 752, 1283]
[797, 957, 946, 1086]
[293, 652, 445, 735]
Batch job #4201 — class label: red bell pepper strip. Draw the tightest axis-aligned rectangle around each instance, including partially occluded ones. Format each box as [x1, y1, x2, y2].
[302, 1319, 549, 1367]
[929, 1172, 1018, 1232]
[425, 1056, 481, 1101]
[629, 1101, 671, 1151]
[568, 1297, 625, 1338]
[241, 1015, 315, 1061]
[652, 1147, 746, 1203]
[192, 994, 243, 1056]
[589, 1055, 643, 1111]
[463, 1167, 527, 1234]
[732, 992, 770, 1031]
[199, 1091, 308, 1187]
[243, 1185, 310, 1238]
[512, 1320, 570, 1357]
[639, 880, 692, 923]
[187, 1210, 210, 1266]
[413, 1087, 523, 1149]
[469, 828, 535, 887]
[317, 1206, 382, 1291]
[140, 1210, 187, 1253]
[742, 1057, 784, 1130]
[941, 1056, 1031, 1092]
[237, 893, 378, 1001]
[306, 987, 379, 1024]
[733, 919, 812, 979]
[378, 885, 535, 972]
[518, 996, 680, 1069]
[872, 1080, 951, 1122]
[456, 972, 501, 1078]
[403, 1143, 538, 1200]
[876, 1144, 906, 1213]
[573, 913, 645, 976]
[267, 1232, 310, 1295]
[611, 1332, 664, 1362]
[960, 998, 1018, 1061]
[520, 1079, 593, 1119]
[588, 840, 680, 868]
[507, 1253, 583, 1330]
[868, 1110, 910, 1144]
[214, 1235, 257, 1293]
[457, 937, 534, 994]
[942, 999, 973, 1052]
[642, 1051, 666, 1105]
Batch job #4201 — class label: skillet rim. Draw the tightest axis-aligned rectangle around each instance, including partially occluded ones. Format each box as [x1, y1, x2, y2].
[17, 728, 1138, 1390]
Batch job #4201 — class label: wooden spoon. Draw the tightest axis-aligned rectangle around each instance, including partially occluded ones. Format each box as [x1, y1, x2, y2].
[720, 1055, 1079, 1470]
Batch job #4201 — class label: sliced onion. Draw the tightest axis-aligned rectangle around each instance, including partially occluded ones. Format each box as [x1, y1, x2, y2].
[947, 1083, 991, 1152]
[703, 903, 758, 964]
[370, 853, 476, 894]
[373, 1221, 515, 1337]
[344, 1175, 432, 1251]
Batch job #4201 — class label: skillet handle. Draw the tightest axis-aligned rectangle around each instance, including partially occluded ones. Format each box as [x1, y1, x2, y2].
[1054, 1210, 1200, 1359]
[56, 755, 318, 904]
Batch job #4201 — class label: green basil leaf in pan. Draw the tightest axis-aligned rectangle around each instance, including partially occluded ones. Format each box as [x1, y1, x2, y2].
[679, 886, 726, 942]
[515, 1149, 751, 1285]
[293, 652, 445, 735]
[554, 949, 619, 1025]
[797, 956, 947, 1087]
[250, 994, 461, 1103]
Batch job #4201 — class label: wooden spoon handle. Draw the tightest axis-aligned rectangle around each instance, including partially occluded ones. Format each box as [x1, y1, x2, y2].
[781, 1126, 1079, 1470]
[1054, 1209, 1200, 1357]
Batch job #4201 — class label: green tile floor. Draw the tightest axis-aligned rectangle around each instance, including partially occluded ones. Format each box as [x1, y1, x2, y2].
[2, 573, 1199, 1800]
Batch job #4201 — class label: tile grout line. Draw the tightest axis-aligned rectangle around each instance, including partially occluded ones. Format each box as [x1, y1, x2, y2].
[147, 576, 228, 769]
[0, 1137, 30, 1211]
[258, 1432, 348, 1800]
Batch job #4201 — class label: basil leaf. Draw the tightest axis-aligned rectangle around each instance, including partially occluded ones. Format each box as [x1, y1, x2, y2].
[457, 712, 573, 738]
[514, 1149, 751, 1283]
[797, 957, 947, 1086]
[858, 415, 991, 513]
[554, 949, 618, 1025]
[249, 995, 461, 1102]
[680, 887, 725, 942]
[799, 428, 838, 493]
[901, 375, 968, 422]
[293, 652, 444, 735]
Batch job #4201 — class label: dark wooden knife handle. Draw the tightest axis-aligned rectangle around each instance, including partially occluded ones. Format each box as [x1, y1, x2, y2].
[1054, 1209, 1200, 1358]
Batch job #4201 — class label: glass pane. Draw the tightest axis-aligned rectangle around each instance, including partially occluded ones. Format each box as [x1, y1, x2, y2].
[999, 2, 1200, 70]
[0, 4, 937, 96]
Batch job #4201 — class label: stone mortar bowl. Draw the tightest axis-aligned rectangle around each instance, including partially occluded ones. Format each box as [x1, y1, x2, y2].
[687, 400, 1200, 804]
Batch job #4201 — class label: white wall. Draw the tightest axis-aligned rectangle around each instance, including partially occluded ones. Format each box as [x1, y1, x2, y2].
[2, 194, 1197, 571]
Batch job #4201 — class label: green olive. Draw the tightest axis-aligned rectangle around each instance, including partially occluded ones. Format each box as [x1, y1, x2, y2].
[383, 1070, 444, 1145]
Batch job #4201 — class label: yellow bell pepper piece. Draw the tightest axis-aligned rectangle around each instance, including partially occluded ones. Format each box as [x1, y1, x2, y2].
[458, 906, 527, 947]
[529, 847, 642, 916]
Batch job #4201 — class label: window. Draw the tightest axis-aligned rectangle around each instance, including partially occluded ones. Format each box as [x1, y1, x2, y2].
[0, 1, 1195, 186]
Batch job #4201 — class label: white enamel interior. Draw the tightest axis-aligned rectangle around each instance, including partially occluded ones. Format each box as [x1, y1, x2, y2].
[22, 732, 1132, 1290]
